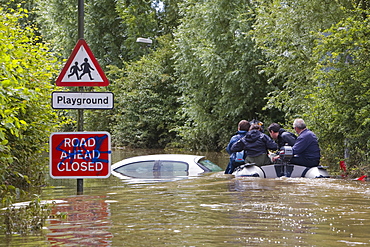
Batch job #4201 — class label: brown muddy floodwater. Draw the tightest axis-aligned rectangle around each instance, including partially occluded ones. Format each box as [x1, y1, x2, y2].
[1, 148, 370, 246]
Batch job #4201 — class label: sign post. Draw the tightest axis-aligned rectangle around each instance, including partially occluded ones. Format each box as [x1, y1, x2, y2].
[50, 132, 111, 179]
[77, 0, 85, 194]
[51, 0, 112, 194]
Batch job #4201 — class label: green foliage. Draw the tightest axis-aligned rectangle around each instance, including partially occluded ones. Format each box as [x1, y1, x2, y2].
[3, 196, 54, 235]
[111, 35, 181, 148]
[34, 0, 78, 61]
[20, 0, 370, 176]
[157, 0, 183, 35]
[174, 0, 271, 150]
[0, 6, 62, 205]
[252, 0, 370, 174]
[252, 0, 350, 166]
[116, 0, 158, 60]
[84, 0, 128, 67]
[253, 0, 349, 116]
[35, 0, 126, 68]
[82, 0, 162, 133]
[312, 7, 370, 170]
[85, 0, 184, 138]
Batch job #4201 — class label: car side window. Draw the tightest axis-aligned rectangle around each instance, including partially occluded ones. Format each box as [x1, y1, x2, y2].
[161, 161, 188, 176]
[114, 160, 189, 178]
[115, 161, 155, 178]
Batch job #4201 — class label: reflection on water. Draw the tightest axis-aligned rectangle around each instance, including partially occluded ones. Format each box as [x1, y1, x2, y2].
[47, 195, 112, 246]
[1, 149, 370, 246]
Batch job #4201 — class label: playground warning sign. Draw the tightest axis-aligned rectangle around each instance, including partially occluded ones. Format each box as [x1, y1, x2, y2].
[50, 132, 111, 179]
[55, 39, 109, 87]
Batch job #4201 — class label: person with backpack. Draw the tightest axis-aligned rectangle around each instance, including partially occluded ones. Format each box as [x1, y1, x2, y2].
[231, 124, 278, 166]
[267, 123, 297, 148]
[224, 120, 250, 174]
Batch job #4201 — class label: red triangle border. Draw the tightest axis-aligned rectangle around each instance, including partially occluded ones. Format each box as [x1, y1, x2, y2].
[55, 39, 109, 87]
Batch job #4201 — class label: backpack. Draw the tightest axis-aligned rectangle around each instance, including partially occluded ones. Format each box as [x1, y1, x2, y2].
[235, 150, 245, 163]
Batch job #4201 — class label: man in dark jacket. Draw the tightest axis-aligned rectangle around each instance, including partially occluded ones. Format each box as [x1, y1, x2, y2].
[290, 118, 321, 167]
[268, 123, 297, 148]
[231, 124, 278, 166]
[224, 120, 250, 174]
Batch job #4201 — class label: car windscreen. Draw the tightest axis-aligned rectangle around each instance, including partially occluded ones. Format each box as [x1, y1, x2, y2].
[198, 159, 223, 172]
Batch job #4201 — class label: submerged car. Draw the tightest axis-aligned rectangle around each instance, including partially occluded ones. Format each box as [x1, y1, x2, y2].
[111, 154, 223, 181]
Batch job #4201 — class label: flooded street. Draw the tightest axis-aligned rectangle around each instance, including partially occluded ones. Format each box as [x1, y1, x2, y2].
[1, 149, 370, 246]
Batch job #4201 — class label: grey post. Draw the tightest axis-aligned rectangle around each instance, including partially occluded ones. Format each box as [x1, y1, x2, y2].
[77, 0, 84, 195]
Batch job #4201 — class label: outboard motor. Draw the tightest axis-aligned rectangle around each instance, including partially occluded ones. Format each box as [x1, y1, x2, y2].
[279, 146, 293, 162]
[275, 146, 294, 177]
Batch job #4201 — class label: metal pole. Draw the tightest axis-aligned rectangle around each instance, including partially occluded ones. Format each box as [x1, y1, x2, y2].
[78, 0, 84, 39]
[77, 0, 84, 195]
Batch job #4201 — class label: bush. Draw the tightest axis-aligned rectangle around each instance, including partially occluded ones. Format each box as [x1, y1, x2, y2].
[0, 6, 62, 206]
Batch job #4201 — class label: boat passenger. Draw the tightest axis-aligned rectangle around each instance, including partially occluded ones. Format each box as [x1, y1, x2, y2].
[231, 124, 278, 166]
[290, 118, 321, 167]
[268, 123, 297, 148]
[224, 120, 250, 174]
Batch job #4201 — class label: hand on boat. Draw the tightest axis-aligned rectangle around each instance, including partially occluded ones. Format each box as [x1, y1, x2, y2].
[272, 155, 280, 162]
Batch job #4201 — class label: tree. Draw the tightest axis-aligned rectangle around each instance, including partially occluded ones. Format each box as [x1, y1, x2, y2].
[35, 0, 126, 68]
[111, 35, 181, 148]
[0, 6, 62, 205]
[35, 0, 163, 134]
[104, 0, 185, 147]
[174, 0, 271, 150]
[312, 6, 370, 173]
[252, 0, 350, 116]
[252, 0, 356, 167]
[252, 0, 370, 173]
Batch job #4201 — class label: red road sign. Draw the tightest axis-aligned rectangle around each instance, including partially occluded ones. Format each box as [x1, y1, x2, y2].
[55, 39, 109, 87]
[50, 132, 111, 179]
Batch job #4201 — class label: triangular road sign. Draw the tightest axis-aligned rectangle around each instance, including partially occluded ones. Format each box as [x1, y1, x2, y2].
[56, 39, 109, 86]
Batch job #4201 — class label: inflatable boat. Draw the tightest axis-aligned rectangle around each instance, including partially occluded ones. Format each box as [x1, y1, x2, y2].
[232, 146, 330, 178]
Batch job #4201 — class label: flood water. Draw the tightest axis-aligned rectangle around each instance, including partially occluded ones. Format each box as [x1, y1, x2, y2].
[1, 148, 370, 246]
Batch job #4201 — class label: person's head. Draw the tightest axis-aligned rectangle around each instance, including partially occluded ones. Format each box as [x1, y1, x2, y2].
[268, 123, 281, 140]
[293, 118, 306, 134]
[238, 120, 250, 131]
[249, 124, 262, 131]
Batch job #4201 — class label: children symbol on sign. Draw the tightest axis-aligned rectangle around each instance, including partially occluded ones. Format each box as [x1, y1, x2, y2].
[68, 62, 82, 80]
[80, 57, 95, 80]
